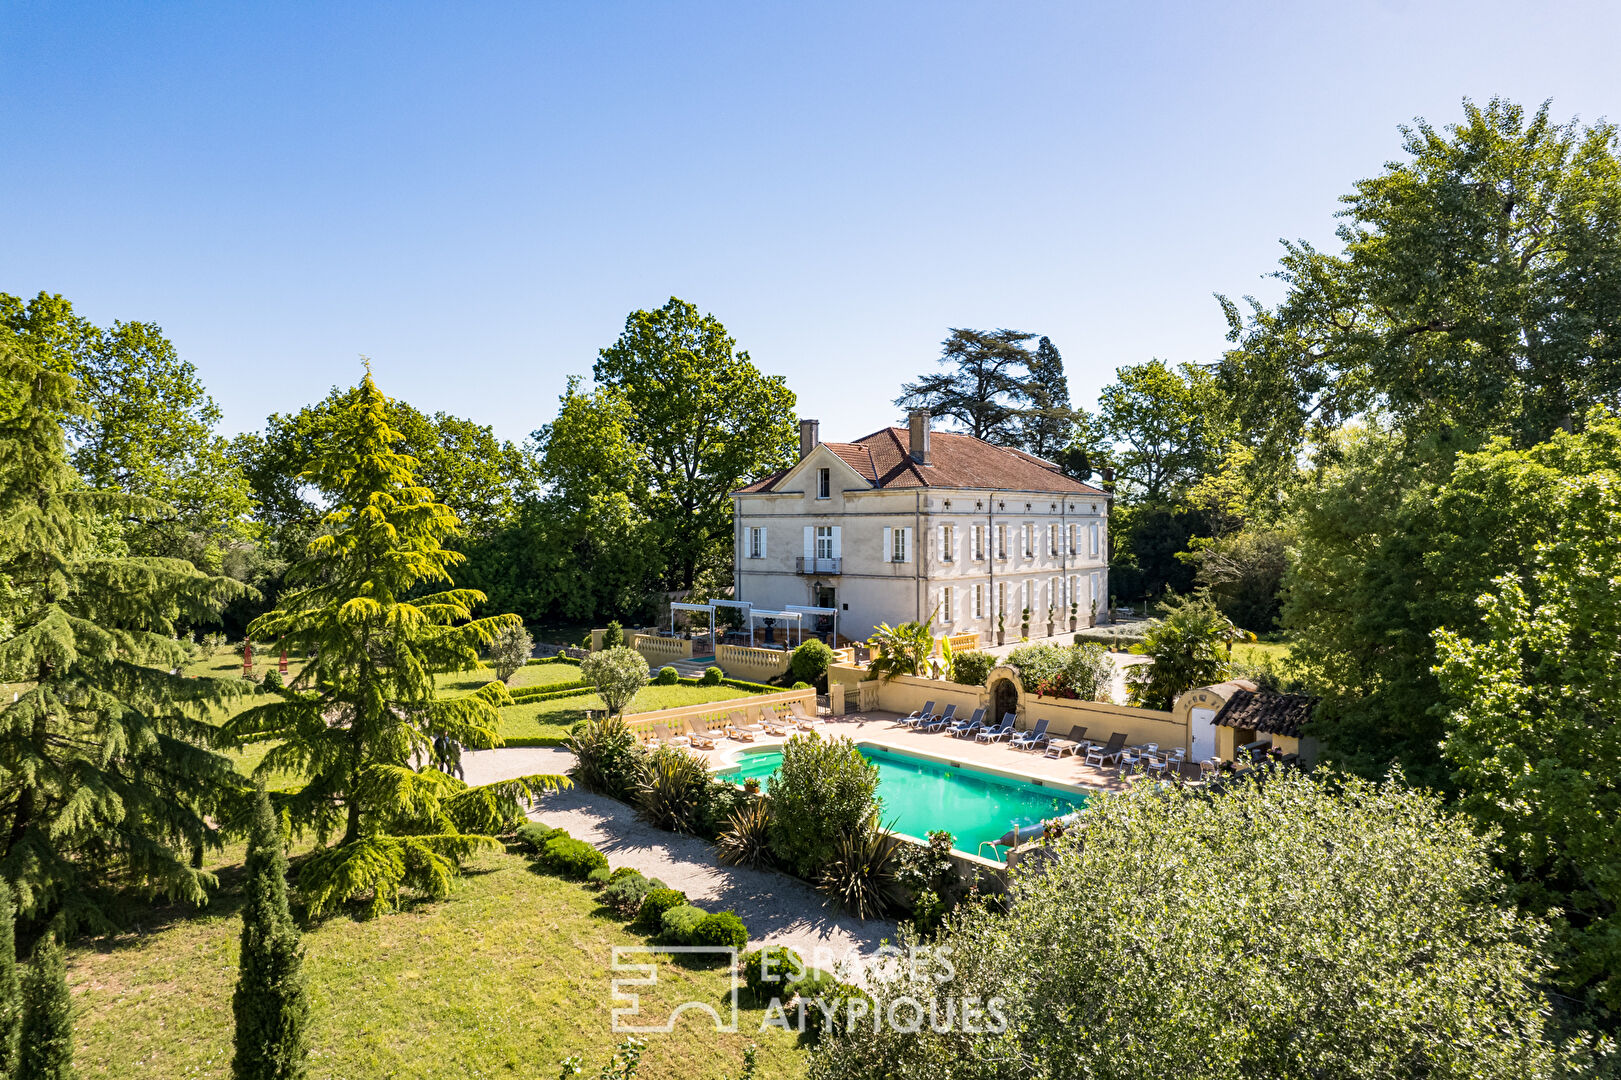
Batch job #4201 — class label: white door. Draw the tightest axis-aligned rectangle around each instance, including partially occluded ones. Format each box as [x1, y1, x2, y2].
[1190, 707, 1218, 763]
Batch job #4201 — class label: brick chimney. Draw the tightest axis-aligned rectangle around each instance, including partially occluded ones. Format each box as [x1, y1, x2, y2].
[907, 409, 932, 465]
[1100, 466, 1115, 493]
[798, 419, 820, 460]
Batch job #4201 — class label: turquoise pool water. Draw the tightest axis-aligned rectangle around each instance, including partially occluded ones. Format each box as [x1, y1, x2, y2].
[721, 745, 1086, 856]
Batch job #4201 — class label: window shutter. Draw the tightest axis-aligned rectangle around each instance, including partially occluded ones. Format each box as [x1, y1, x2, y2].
[902, 527, 913, 563]
[938, 525, 946, 561]
[804, 526, 814, 560]
[882, 526, 892, 563]
[830, 526, 841, 559]
[759, 527, 767, 558]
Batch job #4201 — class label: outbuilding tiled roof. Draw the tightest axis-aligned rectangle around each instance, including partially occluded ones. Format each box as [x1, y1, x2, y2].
[1209, 688, 1318, 738]
[736, 427, 1107, 496]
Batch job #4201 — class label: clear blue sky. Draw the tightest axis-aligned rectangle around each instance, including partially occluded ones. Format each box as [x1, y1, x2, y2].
[4, 1, 1618, 446]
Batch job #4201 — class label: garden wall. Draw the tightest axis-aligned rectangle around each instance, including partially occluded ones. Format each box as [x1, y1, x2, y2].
[632, 633, 692, 666]
[715, 643, 792, 684]
[1020, 696, 1183, 753]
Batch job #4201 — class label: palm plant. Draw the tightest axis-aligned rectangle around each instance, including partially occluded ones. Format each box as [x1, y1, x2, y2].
[636, 746, 709, 834]
[818, 813, 908, 920]
[865, 608, 938, 683]
[717, 798, 772, 870]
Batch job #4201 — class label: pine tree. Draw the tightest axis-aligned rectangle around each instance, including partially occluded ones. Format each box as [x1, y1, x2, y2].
[16, 933, 71, 1080]
[0, 338, 251, 931]
[1018, 336, 1075, 460]
[227, 372, 564, 917]
[231, 788, 307, 1080]
[894, 328, 1037, 445]
[0, 883, 19, 1080]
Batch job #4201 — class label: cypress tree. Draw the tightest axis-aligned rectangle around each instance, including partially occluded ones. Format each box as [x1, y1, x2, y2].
[0, 338, 251, 931]
[231, 788, 307, 1080]
[16, 933, 71, 1080]
[227, 372, 563, 917]
[0, 883, 19, 1080]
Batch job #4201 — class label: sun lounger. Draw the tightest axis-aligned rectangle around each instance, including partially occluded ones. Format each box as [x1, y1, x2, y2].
[1042, 725, 1089, 758]
[1083, 732, 1129, 768]
[723, 710, 762, 741]
[651, 722, 690, 749]
[760, 711, 793, 736]
[900, 701, 937, 729]
[919, 703, 956, 733]
[787, 700, 818, 729]
[1010, 718, 1051, 751]
[946, 707, 986, 739]
[681, 716, 717, 750]
[976, 713, 1016, 742]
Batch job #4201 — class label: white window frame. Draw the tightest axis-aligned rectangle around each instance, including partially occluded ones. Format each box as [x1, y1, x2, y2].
[1068, 524, 1077, 556]
[894, 528, 907, 563]
[940, 523, 954, 562]
[942, 585, 954, 622]
[1048, 523, 1059, 557]
[996, 524, 1007, 560]
[816, 468, 831, 499]
[748, 527, 765, 559]
[815, 525, 834, 560]
[1022, 524, 1033, 558]
[972, 583, 984, 618]
[971, 524, 985, 561]
[1090, 522, 1100, 557]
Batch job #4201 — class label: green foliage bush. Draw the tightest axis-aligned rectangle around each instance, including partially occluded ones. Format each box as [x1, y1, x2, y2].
[691, 911, 749, 950]
[742, 945, 806, 1002]
[587, 866, 611, 886]
[700, 665, 724, 686]
[1005, 641, 1112, 700]
[601, 621, 625, 649]
[540, 835, 608, 880]
[632, 888, 689, 933]
[658, 904, 709, 945]
[567, 716, 649, 800]
[580, 646, 649, 716]
[767, 734, 880, 879]
[949, 651, 995, 687]
[636, 746, 711, 834]
[514, 821, 564, 852]
[601, 872, 653, 918]
[655, 665, 679, 685]
[790, 639, 835, 689]
[1125, 592, 1232, 710]
[261, 668, 284, 691]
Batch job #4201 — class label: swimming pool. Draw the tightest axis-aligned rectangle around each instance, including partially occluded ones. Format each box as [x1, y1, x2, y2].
[720, 744, 1087, 857]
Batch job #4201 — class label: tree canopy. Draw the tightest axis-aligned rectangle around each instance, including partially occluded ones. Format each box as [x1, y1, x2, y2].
[895, 328, 1041, 447]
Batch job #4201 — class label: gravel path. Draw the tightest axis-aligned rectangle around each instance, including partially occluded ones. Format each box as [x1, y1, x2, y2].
[461, 747, 893, 972]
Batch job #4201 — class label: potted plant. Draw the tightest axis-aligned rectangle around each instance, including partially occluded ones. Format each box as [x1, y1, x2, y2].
[1020, 606, 1030, 639]
[1069, 600, 1078, 631]
[1089, 597, 1098, 629]
[996, 610, 1006, 646]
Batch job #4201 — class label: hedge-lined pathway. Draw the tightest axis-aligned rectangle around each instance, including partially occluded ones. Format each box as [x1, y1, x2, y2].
[461, 747, 891, 971]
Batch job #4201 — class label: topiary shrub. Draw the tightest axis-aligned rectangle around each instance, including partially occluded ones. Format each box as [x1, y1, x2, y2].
[632, 887, 689, 933]
[742, 945, 806, 1003]
[691, 910, 749, 950]
[655, 665, 679, 686]
[601, 621, 625, 649]
[515, 822, 564, 853]
[700, 665, 723, 686]
[790, 639, 835, 690]
[659, 904, 709, 945]
[261, 668, 284, 691]
[601, 872, 653, 918]
[791, 681, 813, 690]
[581, 646, 649, 716]
[541, 835, 608, 880]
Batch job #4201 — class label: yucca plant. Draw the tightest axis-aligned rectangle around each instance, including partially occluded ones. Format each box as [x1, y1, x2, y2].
[569, 715, 648, 799]
[717, 798, 772, 870]
[865, 607, 939, 683]
[636, 746, 709, 834]
[818, 814, 907, 920]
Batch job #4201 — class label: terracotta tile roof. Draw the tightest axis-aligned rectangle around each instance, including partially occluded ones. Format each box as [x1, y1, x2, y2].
[1209, 688, 1318, 738]
[736, 427, 1107, 496]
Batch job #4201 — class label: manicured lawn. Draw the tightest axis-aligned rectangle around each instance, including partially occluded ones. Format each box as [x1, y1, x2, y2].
[497, 684, 756, 747]
[436, 662, 585, 697]
[1231, 640, 1291, 665]
[68, 848, 808, 1079]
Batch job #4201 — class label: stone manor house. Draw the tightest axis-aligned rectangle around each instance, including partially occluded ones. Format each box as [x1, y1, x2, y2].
[731, 410, 1111, 643]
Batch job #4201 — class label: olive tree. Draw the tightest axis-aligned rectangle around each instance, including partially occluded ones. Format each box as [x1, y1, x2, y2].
[581, 646, 649, 717]
[810, 771, 1560, 1080]
[487, 623, 533, 684]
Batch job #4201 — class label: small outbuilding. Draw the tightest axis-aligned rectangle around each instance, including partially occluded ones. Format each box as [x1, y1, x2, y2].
[1207, 685, 1319, 765]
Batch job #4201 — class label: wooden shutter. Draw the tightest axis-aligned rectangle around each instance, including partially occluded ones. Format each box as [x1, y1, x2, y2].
[882, 526, 892, 563]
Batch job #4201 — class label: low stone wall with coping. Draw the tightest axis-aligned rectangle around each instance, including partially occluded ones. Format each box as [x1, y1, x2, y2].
[622, 686, 815, 742]
[716, 643, 793, 684]
[632, 633, 693, 666]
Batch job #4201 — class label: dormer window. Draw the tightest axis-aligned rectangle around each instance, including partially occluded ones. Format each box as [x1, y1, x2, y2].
[817, 468, 831, 499]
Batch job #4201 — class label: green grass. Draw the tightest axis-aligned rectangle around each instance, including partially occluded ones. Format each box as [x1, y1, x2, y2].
[435, 662, 583, 697]
[1231, 641, 1291, 665]
[497, 684, 755, 747]
[68, 848, 808, 1079]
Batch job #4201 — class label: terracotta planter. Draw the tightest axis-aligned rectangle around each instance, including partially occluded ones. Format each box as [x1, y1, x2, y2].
[1046, 622, 1055, 637]
[1069, 617, 1078, 631]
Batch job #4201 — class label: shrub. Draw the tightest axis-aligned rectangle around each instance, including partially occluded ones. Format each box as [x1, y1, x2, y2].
[601, 872, 653, 918]
[790, 639, 835, 689]
[587, 866, 611, 886]
[697, 779, 746, 841]
[659, 904, 709, 945]
[950, 651, 995, 687]
[818, 813, 907, 920]
[1125, 592, 1232, 710]
[568, 715, 649, 800]
[600, 621, 624, 649]
[691, 911, 749, 950]
[487, 623, 534, 683]
[608, 866, 643, 883]
[632, 887, 689, 933]
[742, 945, 806, 1003]
[1006, 641, 1113, 701]
[655, 665, 679, 685]
[540, 835, 608, 880]
[791, 681, 813, 690]
[767, 734, 880, 878]
[261, 668, 284, 691]
[581, 646, 649, 716]
[636, 745, 711, 834]
[717, 798, 772, 870]
[514, 821, 564, 852]
[701, 665, 723, 686]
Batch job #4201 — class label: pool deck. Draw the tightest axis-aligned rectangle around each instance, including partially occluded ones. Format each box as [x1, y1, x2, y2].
[696, 709, 1129, 793]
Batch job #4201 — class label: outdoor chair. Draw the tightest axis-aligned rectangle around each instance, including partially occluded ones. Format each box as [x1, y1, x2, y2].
[946, 708, 986, 739]
[681, 716, 717, 750]
[1010, 718, 1051, 751]
[723, 709, 762, 741]
[787, 700, 818, 729]
[900, 701, 937, 729]
[920, 703, 957, 733]
[651, 723, 690, 749]
[1042, 725, 1089, 758]
[1083, 732, 1129, 768]
[1175, 760, 1207, 786]
[976, 713, 1016, 742]
[760, 710, 793, 736]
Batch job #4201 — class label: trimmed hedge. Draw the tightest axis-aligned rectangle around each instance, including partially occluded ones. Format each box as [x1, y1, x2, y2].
[509, 679, 594, 700]
[541, 835, 609, 880]
[632, 887, 689, 933]
[691, 910, 749, 950]
[526, 655, 584, 667]
[659, 904, 709, 945]
[507, 685, 597, 705]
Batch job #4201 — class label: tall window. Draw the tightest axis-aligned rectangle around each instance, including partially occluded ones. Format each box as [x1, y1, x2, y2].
[996, 524, 1007, 559]
[817, 468, 830, 499]
[1022, 524, 1033, 558]
[749, 527, 764, 559]
[1089, 522, 1100, 556]
[1070, 575, 1079, 612]
[942, 585, 953, 622]
[971, 524, 985, 560]
[1068, 524, 1077, 555]
[815, 525, 833, 560]
[1051, 576, 1061, 611]
[1048, 523, 1059, 556]
[973, 583, 984, 618]
[893, 528, 908, 563]
[997, 581, 1006, 616]
[940, 523, 954, 561]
